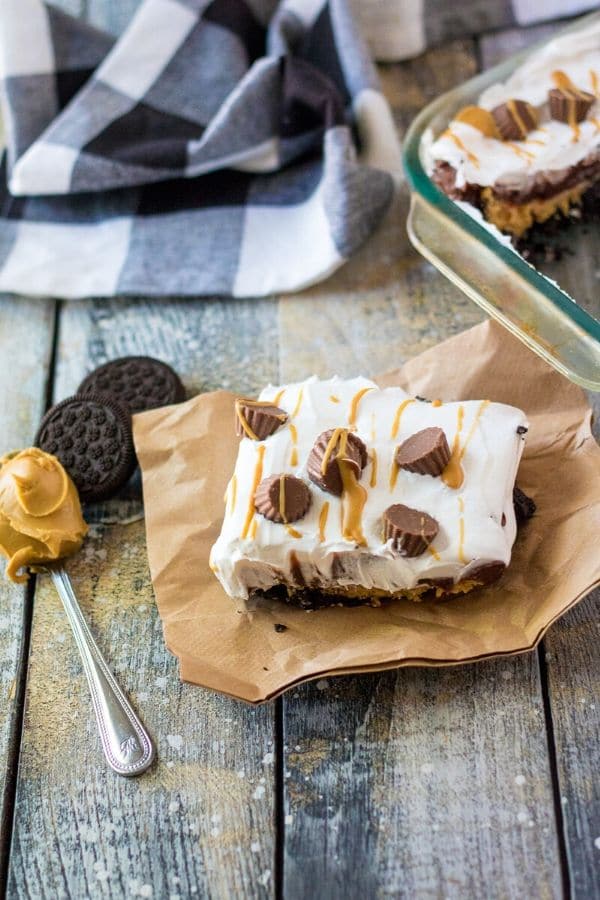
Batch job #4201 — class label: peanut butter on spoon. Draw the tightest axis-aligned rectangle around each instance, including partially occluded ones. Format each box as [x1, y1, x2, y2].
[0, 448, 87, 583]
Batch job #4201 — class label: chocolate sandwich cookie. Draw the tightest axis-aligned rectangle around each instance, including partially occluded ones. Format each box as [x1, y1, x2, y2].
[35, 393, 136, 503]
[78, 356, 186, 415]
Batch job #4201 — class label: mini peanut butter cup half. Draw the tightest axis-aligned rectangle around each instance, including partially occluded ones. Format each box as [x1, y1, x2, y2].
[235, 399, 288, 440]
[383, 503, 439, 557]
[254, 474, 311, 524]
[548, 87, 594, 124]
[395, 427, 450, 477]
[491, 99, 538, 141]
[307, 428, 368, 496]
[463, 560, 506, 586]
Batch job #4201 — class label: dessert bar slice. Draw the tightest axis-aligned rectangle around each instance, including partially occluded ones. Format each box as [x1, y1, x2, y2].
[210, 377, 529, 607]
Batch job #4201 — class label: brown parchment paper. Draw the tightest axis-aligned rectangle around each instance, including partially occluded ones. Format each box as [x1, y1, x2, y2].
[133, 320, 600, 703]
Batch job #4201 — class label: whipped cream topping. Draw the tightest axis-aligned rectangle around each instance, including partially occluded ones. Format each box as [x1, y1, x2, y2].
[427, 20, 600, 189]
[210, 377, 528, 601]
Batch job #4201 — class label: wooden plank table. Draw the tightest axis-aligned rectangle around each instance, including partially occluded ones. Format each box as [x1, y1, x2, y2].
[0, 6, 598, 898]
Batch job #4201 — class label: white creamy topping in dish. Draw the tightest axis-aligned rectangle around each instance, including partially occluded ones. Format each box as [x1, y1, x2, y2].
[426, 20, 600, 189]
[210, 376, 528, 602]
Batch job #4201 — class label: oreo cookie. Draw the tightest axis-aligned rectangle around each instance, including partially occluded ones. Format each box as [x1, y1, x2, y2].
[35, 394, 136, 503]
[77, 356, 185, 415]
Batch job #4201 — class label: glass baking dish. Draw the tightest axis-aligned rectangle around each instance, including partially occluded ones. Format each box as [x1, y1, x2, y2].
[403, 13, 600, 391]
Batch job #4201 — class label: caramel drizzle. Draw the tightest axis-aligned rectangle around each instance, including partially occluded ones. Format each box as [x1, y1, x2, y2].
[289, 423, 298, 467]
[525, 139, 546, 147]
[442, 400, 490, 490]
[273, 388, 285, 405]
[443, 130, 480, 167]
[454, 105, 498, 138]
[591, 69, 599, 97]
[442, 405, 465, 489]
[291, 387, 304, 418]
[319, 428, 367, 544]
[457, 496, 467, 564]
[507, 142, 535, 162]
[507, 99, 533, 140]
[432, 399, 442, 408]
[348, 387, 374, 427]
[285, 525, 302, 539]
[552, 70, 589, 142]
[241, 445, 265, 539]
[370, 413, 376, 442]
[339, 457, 367, 545]
[227, 474, 237, 515]
[389, 459, 400, 491]
[320, 427, 346, 474]
[390, 398, 415, 439]
[279, 474, 287, 523]
[235, 399, 287, 441]
[249, 518, 258, 540]
[287, 389, 304, 466]
[369, 449, 378, 488]
[330, 395, 340, 403]
[318, 502, 329, 542]
[427, 545, 441, 561]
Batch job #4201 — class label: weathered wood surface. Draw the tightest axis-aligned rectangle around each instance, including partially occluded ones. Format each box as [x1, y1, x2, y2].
[0, 297, 56, 879]
[7, 297, 279, 900]
[1, 6, 599, 900]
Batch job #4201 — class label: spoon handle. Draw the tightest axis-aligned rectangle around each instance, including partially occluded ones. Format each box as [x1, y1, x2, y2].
[50, 565, 155, 776]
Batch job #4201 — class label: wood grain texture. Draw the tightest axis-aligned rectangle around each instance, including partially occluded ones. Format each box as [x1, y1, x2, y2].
[0, 297, 55, 854]
[282, 659, 562, 899]
[543, 595, 600, 900]
[7, 297, 279, 899]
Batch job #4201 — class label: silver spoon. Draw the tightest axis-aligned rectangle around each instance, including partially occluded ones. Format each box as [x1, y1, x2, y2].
[46, 563, 155, 776]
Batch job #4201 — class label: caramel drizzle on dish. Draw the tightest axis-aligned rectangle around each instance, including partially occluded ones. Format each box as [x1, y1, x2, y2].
[285, 525, 302, 539]
[241, 445, 265, 538]
[507, 142, 536, 162]
[318, 502, 330, 542]
[320, 427, 345, 474]
[552, 70, 590, 141]
[454, 106, 498, 138]
[370, 449, 378, 488]
[457, 495, 467, 564]
[273, 388, 285, 405]
[348, 387, 374, 428]
[443, 130, 480, 167]
[389, 457, 400, 491]
[507, 99, 534, 141]
[235, 399, 287, 441]
[427, 545, 441, 561]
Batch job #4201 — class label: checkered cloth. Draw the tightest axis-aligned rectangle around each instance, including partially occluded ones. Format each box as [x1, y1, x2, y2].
[0, 0, 401, 299]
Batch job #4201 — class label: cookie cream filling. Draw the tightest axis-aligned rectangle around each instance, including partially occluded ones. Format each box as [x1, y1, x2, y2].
[210, 377, 528, 602]
[426, 20, 600, 189]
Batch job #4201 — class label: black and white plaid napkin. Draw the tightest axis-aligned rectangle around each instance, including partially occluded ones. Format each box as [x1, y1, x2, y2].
[0, 0, 401, 299]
